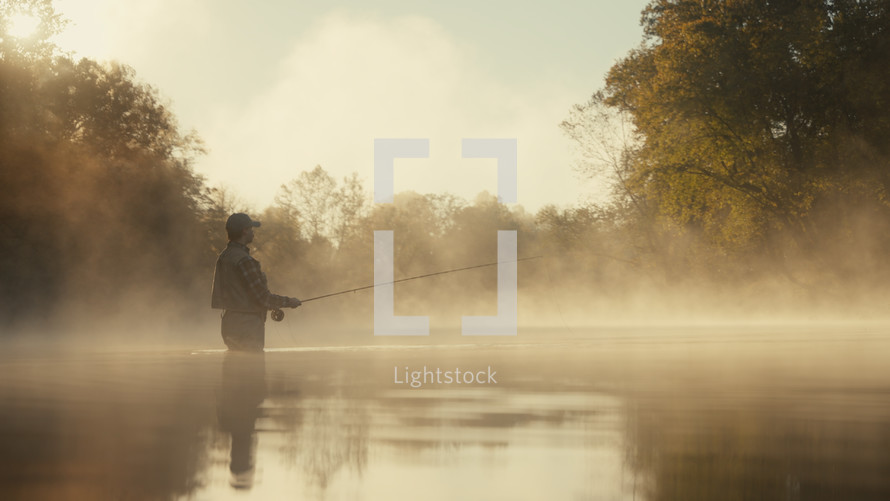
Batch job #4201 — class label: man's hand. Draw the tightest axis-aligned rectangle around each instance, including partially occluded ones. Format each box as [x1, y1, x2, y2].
[287, 297, 302, 308]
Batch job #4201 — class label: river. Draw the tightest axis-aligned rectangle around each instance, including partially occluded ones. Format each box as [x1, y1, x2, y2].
[1, 325, 889, 500]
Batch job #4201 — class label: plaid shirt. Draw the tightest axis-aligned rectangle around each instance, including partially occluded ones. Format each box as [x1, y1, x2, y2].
[234, 244, 291, 310]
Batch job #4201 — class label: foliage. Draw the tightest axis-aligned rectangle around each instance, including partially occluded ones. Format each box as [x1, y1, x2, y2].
[569, 0, 890, 285]
[275, 165, 368, 245]
[0, 0, 211, 325]
[7, 0, 889, 330]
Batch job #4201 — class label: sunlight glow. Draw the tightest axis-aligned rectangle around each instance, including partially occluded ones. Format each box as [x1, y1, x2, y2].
[8, 13, 40, 39]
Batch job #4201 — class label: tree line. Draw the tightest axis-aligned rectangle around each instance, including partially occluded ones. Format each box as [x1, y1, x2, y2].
[564, 0, 890, 292]
[3, 0, 889, 332]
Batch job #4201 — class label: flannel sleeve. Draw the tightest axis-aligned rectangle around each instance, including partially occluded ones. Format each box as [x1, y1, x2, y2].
[237, 257, 290, 310]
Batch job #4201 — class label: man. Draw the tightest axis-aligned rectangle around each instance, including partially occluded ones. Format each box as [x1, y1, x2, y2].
[211, 213, 301, 351]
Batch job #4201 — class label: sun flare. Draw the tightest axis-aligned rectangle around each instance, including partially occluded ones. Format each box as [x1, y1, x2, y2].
[7, 12, 41, 39]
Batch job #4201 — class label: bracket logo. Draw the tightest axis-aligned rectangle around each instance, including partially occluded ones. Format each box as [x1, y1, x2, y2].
[372, 138, 518, 336]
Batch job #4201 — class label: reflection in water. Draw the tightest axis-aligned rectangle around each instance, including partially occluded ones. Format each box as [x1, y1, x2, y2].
[0, 352, 218, 500]
[2, 328, 890, 499]
[218, 352, 266, 489]
[623, 387, 890, 501]
[215, 354, 373, 498]
[278, 395, 369, 494]
[210, 351, 627, 499]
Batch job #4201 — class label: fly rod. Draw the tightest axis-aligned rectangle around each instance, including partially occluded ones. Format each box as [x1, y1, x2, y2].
[305, 255, 542, 302]
[270, 255, 542, 321]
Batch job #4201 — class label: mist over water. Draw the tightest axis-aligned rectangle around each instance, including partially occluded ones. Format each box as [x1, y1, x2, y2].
[3, 326, 890, 500]
[4, 1, 890, 499]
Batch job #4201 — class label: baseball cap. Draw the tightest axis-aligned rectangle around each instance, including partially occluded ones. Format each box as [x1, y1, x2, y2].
[225, 213, 261, 233]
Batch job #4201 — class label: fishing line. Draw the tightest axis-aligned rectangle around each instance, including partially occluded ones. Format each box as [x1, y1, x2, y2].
[269, 310, 301, 345]
[305, 255, 542, 303]
[270, 255, 542, 321]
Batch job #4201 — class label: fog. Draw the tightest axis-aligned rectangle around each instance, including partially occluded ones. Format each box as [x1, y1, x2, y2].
[3, 1, 890, 352]
[4, 154, 890, 350]
[6, 2, 890, 499]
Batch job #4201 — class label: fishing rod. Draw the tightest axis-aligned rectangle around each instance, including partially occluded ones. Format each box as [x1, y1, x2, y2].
[270, 255, 542, 321]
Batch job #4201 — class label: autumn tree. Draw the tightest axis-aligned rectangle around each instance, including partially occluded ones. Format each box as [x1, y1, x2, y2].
[275, 165, 368, 246]
[576, 0, 890, 283]
[0, 0, 212, 327]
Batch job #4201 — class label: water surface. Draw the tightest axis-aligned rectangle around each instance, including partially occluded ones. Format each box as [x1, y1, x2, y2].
[2, 326, 889, 500]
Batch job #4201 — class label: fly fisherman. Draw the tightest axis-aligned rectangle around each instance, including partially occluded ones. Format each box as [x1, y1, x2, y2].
[211, 213, 301, 351]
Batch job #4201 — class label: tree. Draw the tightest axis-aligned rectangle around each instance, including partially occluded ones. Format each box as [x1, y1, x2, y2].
[584, 0, 890, 282]
[0, 0, 65, 64]
[330, 172, 367, 246]
[0, 0, 212, 327]
[276, 165, 337, 242]
[275, 165, 369, 246]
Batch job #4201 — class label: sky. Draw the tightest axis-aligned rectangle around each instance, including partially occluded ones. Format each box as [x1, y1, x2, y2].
[51, 0, 650, 212]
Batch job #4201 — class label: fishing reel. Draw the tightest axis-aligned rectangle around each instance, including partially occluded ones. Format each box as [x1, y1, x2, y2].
[271, 308, 285, 322]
